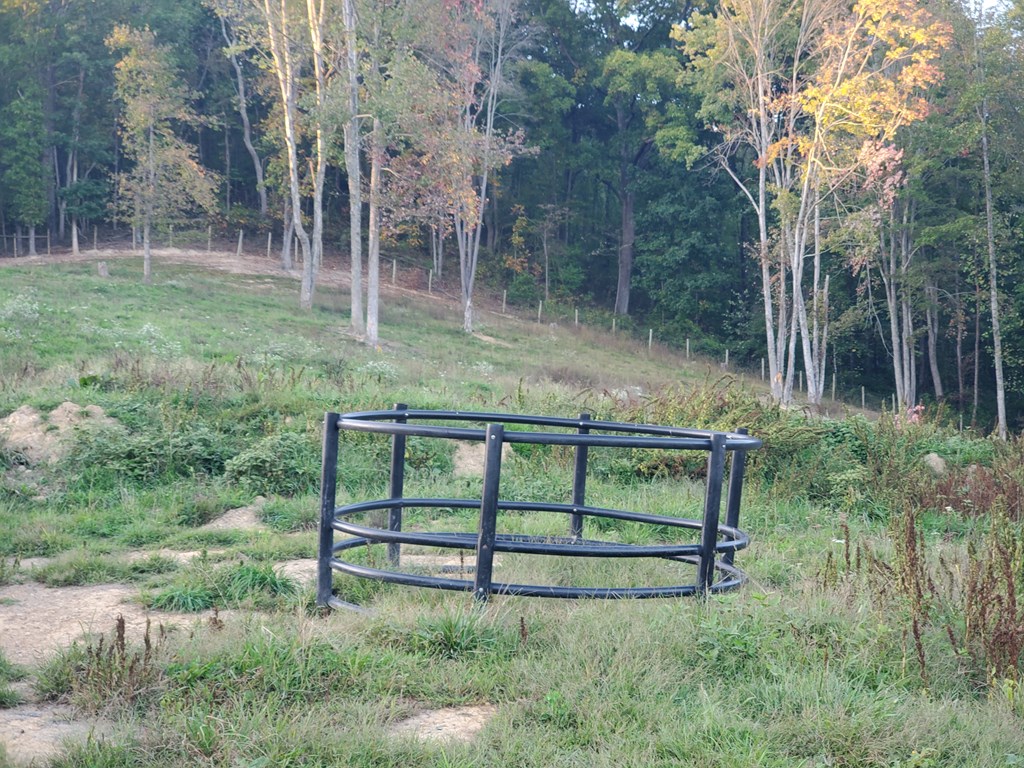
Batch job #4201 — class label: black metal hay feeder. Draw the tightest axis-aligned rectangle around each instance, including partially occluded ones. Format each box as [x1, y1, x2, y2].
[316, 407, 761, 610]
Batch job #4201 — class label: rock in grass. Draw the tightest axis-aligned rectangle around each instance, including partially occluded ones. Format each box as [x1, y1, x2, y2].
[923, 452, 947, 477]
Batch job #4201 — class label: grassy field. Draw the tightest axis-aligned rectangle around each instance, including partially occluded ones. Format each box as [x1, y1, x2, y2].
[1, 254, 1022, 767]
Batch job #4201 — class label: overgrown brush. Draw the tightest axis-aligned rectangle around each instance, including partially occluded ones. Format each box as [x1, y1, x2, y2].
[915, 437, 1024, 521]
[36, 615, 166, 714]
[824, 502, 1024, 709]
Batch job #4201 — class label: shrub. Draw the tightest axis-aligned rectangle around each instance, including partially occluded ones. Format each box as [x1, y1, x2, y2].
[224, 431, 318, 496]
[67, 422, 234, 487]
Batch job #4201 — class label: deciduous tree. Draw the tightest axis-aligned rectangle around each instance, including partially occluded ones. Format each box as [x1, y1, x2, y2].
[108, 25, 216, 283]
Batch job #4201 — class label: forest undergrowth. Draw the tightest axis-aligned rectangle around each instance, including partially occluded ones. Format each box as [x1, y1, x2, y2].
[0, 259, 1022, 767]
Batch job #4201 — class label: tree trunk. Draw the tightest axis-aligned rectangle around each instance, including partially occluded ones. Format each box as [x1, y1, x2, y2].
[28, 226, 37, 256]
[613, 99, 633, 316]
[221, 16, 268, 217]
[263, 0, 312, 304]
[925, 281, 943, 400]
[366, 118, 382, 347]
[955, 280, 965, 412]
[143, 216, 152, 284]
[342, 0, 364, 334]
[614, 187, 634, 316]
[144, 122, 155, 284]
[280, 199, 293, 270]
[980, 97, 1006, 439]
[972, 285, 981, 428]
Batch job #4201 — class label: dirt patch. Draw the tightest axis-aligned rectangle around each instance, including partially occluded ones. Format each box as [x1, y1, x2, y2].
[452, 441, 512, 478]
[275, 559, 317, 586]
[0, 402, 116, 466]
[201, 497, 267, 531]
[0, 583, 197, 668]
[124, 548, 228, 565]
[389, 704, 496, 743]
[472, 332, 512, 348]
[0, 703, 116, 766]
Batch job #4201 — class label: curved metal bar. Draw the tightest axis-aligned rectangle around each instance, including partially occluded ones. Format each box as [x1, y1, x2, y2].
[328, 498, 749, 557]
[336, 410, 763, 451]
[328, 546, 746, 598]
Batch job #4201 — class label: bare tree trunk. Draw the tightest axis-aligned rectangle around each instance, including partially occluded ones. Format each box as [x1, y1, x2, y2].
[972, 284, 980, 428]
[280, 199, 293, 270]
[143, 122, 155, 284]
[28, 226, 37, 256]
[263, 0, 311, 300]
[955, 281, 965, 412]
[220, 16, 268, 217]
[301, 0, 329, 311]
[431, 224, 444, 278]
[542, 225, 550, 302]
[366, 117, 382, 347]
[342, 0, 364, 334]
[925, 281, 943, 400]
[143, 217, 152, 284]
[612, 97, 634, 316]
[980, 97, 1006, 439]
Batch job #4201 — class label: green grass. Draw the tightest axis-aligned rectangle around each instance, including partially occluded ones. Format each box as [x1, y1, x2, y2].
[0, 256, 1021, 766]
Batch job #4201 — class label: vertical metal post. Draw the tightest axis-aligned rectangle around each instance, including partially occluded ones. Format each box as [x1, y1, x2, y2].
[697, 433, 727, 595]
[474, 424, 504, 602]
[570, 414, 591, 539]
[723, 428, 748, 567]
[317, 412, 341, 607]
[388, 403, 408, 567]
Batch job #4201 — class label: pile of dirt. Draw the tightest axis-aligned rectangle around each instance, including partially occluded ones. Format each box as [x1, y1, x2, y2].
[200, 497, 267, 531]
[0, 402, 116, 466]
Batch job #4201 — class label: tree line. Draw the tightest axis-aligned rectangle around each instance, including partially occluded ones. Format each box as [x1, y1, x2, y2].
[1, 0, 1021, 432]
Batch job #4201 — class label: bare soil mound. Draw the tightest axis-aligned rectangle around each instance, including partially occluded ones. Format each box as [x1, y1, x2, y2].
[200, 497, 267, 531]
[0, 402, 116, 466]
